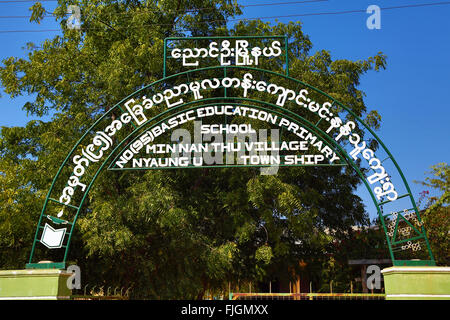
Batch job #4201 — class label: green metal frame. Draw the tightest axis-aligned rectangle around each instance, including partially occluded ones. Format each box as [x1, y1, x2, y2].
[26, 65, 435, 270]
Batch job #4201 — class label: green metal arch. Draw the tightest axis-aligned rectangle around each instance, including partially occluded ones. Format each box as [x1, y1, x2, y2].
[27, 66, 435, 269]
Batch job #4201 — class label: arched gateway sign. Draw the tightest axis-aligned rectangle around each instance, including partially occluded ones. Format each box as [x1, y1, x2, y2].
[26, 36, 435, 270]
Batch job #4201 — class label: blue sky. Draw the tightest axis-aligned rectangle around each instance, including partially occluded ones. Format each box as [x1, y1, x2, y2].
[0, 0, 449, 220]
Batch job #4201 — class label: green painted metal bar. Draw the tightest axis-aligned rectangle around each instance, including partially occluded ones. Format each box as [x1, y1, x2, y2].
[26, 262, 66, 270]
[315, 117, 323, 127]
[28, 211, 44, 264]
[48, 198, 80, 211]
[381, 156, 391, 163]
[163, 38, 167, 78]
[383, 208, 414, 218]
[108, 164, 347, 171]
[224, 67, 227, 97]
[379, 211, 396, 263]
[45, 215, 72, 225]
[379, 193, 410, 206]
[393, 260, 435, 266]
[391, 235, 425, 246]
[117, 105, 137, 129]
[165, 35, 286, 41]
[391, 214, 401, 243]
[284, 35, 289, 76]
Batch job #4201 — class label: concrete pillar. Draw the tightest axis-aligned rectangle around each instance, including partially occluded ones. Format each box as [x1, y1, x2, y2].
[382, 266, 450, 300]
[0, 269, 72, 300]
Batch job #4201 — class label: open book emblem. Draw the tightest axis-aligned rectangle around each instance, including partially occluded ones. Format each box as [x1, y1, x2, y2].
[40, 223, 66, 249]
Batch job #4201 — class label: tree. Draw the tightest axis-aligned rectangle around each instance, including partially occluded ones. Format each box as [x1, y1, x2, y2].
[0, 0, 387, 298]
[415, 163, 449, 266]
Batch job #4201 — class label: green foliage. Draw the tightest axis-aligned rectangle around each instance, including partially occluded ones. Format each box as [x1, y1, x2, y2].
[255, 245, 272, 264]
[0, 0, 388, 298]
[416, 163, 449, 210]
[29, 2, 45, 24]
[415, 163, 450, 266]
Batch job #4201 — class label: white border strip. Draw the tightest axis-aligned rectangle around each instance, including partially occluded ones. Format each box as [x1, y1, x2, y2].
[382, 267, 450, 273]
[387, 294, 450, 299]
[0, 296, 70, 300]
